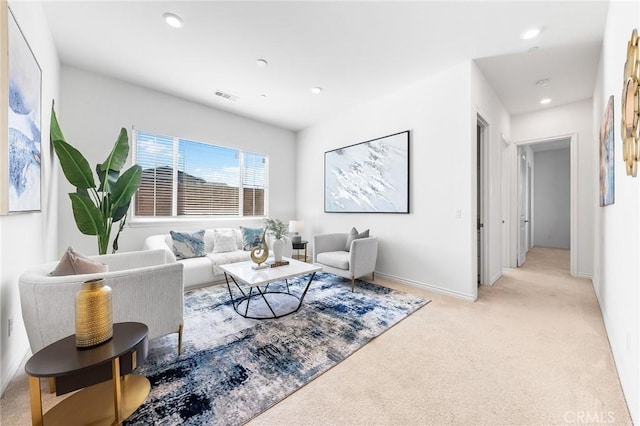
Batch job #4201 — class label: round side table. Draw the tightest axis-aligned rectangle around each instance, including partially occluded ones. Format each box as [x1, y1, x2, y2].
[25, 322, 150, 426]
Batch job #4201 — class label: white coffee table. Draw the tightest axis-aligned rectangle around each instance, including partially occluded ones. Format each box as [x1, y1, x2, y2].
[220, 257, 322, 319]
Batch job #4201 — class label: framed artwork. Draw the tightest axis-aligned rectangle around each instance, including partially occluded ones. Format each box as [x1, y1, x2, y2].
[3, 5, 42, 213]
[599, 95, 614, 206]
[325, 130, 410, 213]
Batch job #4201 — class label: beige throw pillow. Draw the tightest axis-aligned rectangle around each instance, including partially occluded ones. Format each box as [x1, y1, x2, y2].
[50, 247, 108, 276]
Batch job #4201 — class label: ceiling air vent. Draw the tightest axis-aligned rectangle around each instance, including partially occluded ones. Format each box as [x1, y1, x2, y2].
[214, 90, 239, 102]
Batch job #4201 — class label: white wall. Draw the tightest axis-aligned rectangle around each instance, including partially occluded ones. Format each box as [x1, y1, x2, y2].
[533, 148, 570, 248]
[297, 62, 482, 300]
[592, 1, 640, 422]
[511, 99, 595, 277]
[58, 66, 297, 256]
[1, 1, 60, 394]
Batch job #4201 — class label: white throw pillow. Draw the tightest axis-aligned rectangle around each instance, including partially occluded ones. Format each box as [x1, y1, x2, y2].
[212, 229, 238, 253]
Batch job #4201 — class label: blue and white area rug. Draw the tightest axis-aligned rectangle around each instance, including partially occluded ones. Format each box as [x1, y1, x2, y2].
[125, 272, 429, 425]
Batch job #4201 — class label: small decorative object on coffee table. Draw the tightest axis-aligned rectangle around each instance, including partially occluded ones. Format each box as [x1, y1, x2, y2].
[268, 260, 290, 268]
[221, 257, 321, 319]
[265, 218, 287, 262]
[250, 228, 269, 269]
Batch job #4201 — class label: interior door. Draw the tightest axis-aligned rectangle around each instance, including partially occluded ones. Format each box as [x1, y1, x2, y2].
[518, 150, 527, 266]
[526, 163, 532, 250]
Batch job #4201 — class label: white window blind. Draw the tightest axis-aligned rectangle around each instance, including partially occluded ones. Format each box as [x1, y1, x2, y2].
[243, 152, 266, 216]
[135, 132, 175, 217]
[133, 130, 267, 219]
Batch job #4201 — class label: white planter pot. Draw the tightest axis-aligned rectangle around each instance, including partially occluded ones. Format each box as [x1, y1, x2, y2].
[272, 238, 285, 262]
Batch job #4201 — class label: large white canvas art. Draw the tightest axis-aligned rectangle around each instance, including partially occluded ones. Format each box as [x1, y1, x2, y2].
[8, 8, 42, 212]
[325, 131, 409, 213]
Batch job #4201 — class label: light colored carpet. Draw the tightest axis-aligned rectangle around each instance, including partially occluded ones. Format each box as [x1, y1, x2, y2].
[1, 247, 631, 425]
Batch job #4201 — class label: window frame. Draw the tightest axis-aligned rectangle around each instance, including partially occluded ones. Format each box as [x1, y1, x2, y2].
[130, 129, 269, 225]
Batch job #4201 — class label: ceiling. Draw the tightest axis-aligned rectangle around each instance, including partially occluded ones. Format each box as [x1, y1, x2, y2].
[40, 1, 609, 132]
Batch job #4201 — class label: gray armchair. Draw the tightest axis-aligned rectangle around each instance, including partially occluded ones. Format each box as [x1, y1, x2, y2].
[313, 233, 378, 291]
[19, 249, 184, 356]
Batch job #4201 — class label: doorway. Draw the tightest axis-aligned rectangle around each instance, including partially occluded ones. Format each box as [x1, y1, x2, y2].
[512, 134, 577, 275]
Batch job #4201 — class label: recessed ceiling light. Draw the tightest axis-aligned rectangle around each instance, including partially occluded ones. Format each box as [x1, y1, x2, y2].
[540, 98, 552, 105]
[260, 94, 267, 99]
[256, 59, 268, 67]
[521, 27, 541, 40]
[536, 79, 550, 87]
[311, 87, 323, 94]
[163, 12, 184, 28]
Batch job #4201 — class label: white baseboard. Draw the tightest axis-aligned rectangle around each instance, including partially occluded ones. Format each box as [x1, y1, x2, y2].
[577, 272, 592, 279]
[1, 344, 29, 397]
[375, 272, 476, 302]
[489, 270, 503, 285]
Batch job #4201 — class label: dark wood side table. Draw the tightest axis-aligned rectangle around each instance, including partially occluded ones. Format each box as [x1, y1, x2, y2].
[291, 240, 309, 262]
[25, 322, 150, 426]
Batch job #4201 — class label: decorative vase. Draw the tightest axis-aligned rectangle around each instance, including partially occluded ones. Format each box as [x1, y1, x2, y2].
[75, 278, 113, 348]
[272, 238, 285, 262]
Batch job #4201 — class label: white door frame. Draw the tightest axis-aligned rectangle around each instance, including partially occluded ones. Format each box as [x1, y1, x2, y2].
[517, 147, 529, 266]
[477, 114, 490, 286]
[501, 134, 512, 270]
[512, 133, 578, 276]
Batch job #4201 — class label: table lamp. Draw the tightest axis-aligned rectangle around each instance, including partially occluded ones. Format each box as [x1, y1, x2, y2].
[289, 220, 304, 243]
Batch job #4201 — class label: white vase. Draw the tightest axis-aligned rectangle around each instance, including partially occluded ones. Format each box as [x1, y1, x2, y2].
[272, 238, 284, 262]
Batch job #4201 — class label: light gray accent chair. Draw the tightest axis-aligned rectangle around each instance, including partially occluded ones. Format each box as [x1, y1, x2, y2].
[19, 249, 185, 358]
[313, 233, 378, 292]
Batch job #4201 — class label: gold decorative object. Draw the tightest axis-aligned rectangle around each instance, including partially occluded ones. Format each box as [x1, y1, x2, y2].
[75, 278, 113, 348]
[250, 228, 269, 268]
[622, 28, 640, 177]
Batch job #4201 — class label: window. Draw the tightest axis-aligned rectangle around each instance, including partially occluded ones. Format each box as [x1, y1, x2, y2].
[133, 130, 267, 219]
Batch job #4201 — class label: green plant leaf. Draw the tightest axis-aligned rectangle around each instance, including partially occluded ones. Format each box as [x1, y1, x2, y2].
[52, 139, 96, 189]
[111, 165, 142, 210]
[76, 187, 89, 198]
[112, 215, 127, 253]
[112, 200, 130, 222]
[50, 103, 65, 144]
[51, 108, 96, 189]
[96, 164, 119, 193]
[99, 128, 129, 173]
[69, 193, 105, 236]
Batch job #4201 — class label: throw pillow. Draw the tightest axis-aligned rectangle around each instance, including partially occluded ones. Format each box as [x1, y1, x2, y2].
[170, 230, 206, 260]
[240, 226, 264, 251]
[212, 229, 238, 254]
[50, 246, 108, 276]
[345, 227, 370, 251]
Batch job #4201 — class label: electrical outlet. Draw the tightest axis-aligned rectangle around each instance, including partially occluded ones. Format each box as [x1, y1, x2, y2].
[8, 317, 13, 337]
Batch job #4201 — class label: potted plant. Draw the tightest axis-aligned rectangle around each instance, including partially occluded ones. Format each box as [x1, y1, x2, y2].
[264, 218, 287, 262]
[50, 105, 142, 255]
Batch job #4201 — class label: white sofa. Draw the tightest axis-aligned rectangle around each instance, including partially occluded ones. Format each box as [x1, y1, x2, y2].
[19, 249, 184, 356]
[143, 227, 292, 289]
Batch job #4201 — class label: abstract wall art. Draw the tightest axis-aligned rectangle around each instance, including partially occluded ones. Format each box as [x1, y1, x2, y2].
[599, 95, 614, 207]
[325, 130, 409, 213]
[4, 6, 42, 213]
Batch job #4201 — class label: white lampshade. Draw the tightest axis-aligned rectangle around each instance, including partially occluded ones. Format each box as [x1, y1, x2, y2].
[289, 220, 304, 233]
